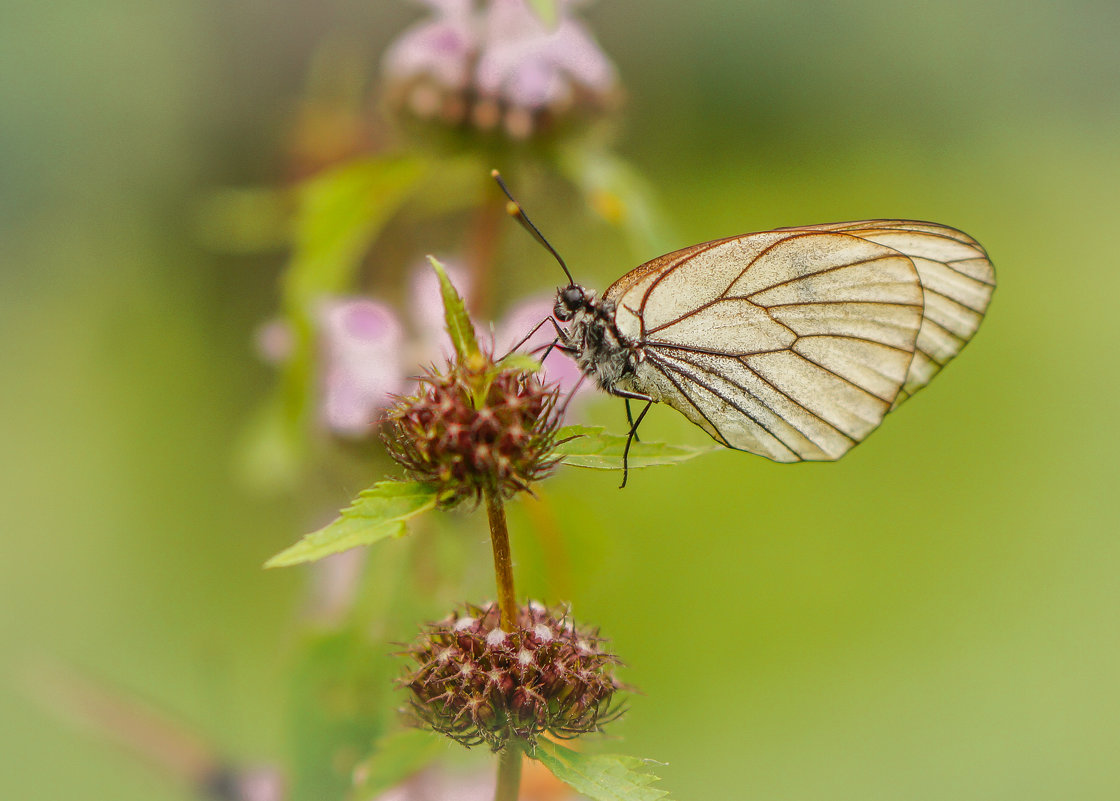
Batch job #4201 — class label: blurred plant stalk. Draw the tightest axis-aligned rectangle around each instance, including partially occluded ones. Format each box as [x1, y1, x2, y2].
[21, 659, 284, 801]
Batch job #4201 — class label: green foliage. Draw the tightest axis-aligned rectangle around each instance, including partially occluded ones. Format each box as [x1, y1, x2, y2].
[235, 392, 303, 492]
[288, 626, 395, 801]
[555, 425, 716, 470]
[285, 155, 426, 310]
[495, 352, 544, 374]
[238, 155, 427, 490]
[427, 255, 480, 362]
[554, 144, 678, 257]
[349, 728, 446, 800]
[527, 0, 559, 26]
[265, 482, 439, 568]
[532, 740, 671, 801]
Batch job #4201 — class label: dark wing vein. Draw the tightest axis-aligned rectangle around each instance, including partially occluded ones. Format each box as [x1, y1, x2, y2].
[743, 253, 900, 297]
[943, 259, 997, 286]
[638, 341, 788, 358]
[637, 239, 727, 317]
[652, 347, 860, 454]
[646, 351, 803, 457]
[643, 295, 739, 335]
[791, 351, 896, 404]
[765, 299, 924, 309]
[803, 333, 914, 354]
[642, 252, 907, 336]
[921, 286, 987, 315]
[718, 232, 820, 301]
[647, 359, 733, 448]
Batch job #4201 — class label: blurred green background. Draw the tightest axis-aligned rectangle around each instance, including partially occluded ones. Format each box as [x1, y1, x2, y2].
[3, 1, 1118, 799]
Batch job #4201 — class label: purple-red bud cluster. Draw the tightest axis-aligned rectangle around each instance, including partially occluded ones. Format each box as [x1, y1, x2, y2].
[401, 602, 624, 751]
[382, 360, 563, 507]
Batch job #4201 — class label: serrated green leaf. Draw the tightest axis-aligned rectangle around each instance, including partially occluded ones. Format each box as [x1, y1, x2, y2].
[265, 482, 438, 568]
[527, 0, 558, 26]
[554, 425, 717, 470]
[533, 741, 671, 801]
[427, 255, 480, 362]
[496, 352, 543, 374]
[284, 155, 426, 310]
[349, 728, 445, 799]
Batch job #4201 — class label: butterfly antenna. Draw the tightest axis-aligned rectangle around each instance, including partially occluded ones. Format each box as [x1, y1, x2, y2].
[491, 169, 576, 286]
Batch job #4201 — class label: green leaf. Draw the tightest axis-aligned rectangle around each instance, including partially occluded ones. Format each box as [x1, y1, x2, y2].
[495, 352, 543, 374]
[287, 626, 394, 801]
[284, 155, 426, 311]
[265, 482, 439, 568]
[427, 255, 480, 361]
[527, 0, 559, 26]
[253, 154, 425, 492]
[554, 145, 678, 257]
[233, 393, 303, 493]
[533, 740, 671, 801]
[554, 425, 717, 470]
[349, 728, 445, 799]
[194, 185, 291, 254]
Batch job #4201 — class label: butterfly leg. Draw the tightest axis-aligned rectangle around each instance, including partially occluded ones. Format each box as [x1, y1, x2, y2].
[624, 399, 641, 443]
[540, 337, 577, 363]
[611, 391, 654, 489]
[504, 315, 564, 356]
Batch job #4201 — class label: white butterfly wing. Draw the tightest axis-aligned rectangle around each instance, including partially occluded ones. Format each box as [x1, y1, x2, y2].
[603, 221, 993, 462]
[780, 221, 996, 406]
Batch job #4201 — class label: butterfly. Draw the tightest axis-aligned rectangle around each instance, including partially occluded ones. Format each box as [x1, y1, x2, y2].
[493, 174, 995, 484]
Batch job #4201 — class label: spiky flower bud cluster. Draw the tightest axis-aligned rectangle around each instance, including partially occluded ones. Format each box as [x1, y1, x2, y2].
[401, 601, 624, 751]
[382, 359, 563, 508]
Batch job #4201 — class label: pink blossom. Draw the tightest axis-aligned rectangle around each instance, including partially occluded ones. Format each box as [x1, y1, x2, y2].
[233, 767, 285, 801]
[317, 298, 407, 437]
[477, 0, 616, 109]
[382, 0, 617, 136]
[383, 0, 476, 93]
[409, 261, 474, 361]
[370, 763, 580, 801]
[268, 260, 585, 439]
[493, 293, 584, 395]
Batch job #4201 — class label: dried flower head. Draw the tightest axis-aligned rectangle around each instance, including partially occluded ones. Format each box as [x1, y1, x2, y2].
[382, 355, 563, 507]
[382, 0, 618, 139]
[401, 601, 624, 750]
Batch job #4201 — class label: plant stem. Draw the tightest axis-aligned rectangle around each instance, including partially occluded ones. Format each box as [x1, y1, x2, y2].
[494, 743, 523, 801]
[484, 487, 518, 632]
[465, 181, 506, 319]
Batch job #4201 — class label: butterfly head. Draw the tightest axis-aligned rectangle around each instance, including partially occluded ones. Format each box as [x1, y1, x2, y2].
[554, 284, 592, 322]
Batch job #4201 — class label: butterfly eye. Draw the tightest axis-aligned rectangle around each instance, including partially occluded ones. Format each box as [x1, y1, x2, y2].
[555, 285, 585, 321]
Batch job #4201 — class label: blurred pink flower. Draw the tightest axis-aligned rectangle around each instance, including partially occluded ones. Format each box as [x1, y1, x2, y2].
[368, 762, 580, 801]
[493, 293, 583, 393]
[477, 0, 616, 109]
[383, 0, 476, 96]
[254, 318, 294, 365]
[317, 298, 407, 436]
[407, 260, 584, 397]
[383, 0, 618, 138]
[232, 767, 285, 801]
[257, 260, 584, 439]
[409, 261, 474, 361]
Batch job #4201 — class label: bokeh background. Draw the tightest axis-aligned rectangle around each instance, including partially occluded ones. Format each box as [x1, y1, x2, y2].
[3, 1, 1119, 799]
